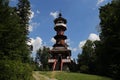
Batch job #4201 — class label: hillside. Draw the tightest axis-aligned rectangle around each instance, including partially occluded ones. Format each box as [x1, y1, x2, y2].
[32, 71, 112, 80]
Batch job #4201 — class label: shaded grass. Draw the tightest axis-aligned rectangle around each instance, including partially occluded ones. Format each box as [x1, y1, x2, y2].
[39, 71, 112, 80]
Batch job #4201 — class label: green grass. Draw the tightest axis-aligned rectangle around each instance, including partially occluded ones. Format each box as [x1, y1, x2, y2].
[39, 71, 112, 80]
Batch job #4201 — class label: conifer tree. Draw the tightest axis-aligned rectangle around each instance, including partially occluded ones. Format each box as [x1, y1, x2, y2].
[17, 0, 31, 63]
[0, 0, 32, 79]
[0, 0, 21, 60]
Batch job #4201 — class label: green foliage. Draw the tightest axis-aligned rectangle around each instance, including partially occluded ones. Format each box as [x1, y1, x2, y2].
[69, 59, 77, 72]
[80, 65, 89, 73]
[0, 0, 19, 60]
[18, 0, 31, 25]
[77, 40, 97, 74]
[0, 60, 32, 80]
[0, 0, 31, 62]
[35, 46, 50, 71]
[97, 0, 120, 79]
[17, 0, 31, 63]
[0, 0, 32, 79]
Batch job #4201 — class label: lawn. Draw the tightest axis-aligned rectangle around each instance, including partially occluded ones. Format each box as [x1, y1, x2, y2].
[38, 71, 112, 80]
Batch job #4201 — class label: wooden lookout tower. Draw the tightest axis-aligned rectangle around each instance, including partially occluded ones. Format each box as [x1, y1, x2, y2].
[48, 13, 71, 71]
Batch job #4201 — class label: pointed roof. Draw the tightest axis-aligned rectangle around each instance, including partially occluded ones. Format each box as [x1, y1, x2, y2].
[54, 13, 67, 24]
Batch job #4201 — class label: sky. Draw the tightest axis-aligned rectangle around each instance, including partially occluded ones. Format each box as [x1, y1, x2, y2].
[10, 0, 112, 59]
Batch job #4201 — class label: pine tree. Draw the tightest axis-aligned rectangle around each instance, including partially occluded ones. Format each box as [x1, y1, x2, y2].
[0, 0, 22, 60]
[0, 0, 31, 62]
[17, 0, 31, 63]
[0, 0, 32, 79]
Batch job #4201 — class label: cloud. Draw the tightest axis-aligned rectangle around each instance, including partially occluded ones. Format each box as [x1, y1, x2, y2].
[28, 10, 35, 32]
[97, 0, 105, 6]
[65, 39, 78, 52]
[79, 40, 87, 49]
[50, 38, 71, 46]
[29, 22, 40, 32]
[50, 11, 59, 18]
[29, 10, 34, 21]
[68, 47, 78, 52]
[65, 39, 71, 46]
[29, 37, 43, 53]
[79, 33, 100, 49]
[51, 38, 56, 43]
[28, 10, 41, 32]
[88, 33, 100, 41]
[36, 10, 40, 14]
[72, 48, 78, 52]
[28, 25, 33, 32]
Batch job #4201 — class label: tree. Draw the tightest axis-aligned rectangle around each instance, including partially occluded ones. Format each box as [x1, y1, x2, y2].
[0, 0, 22, 60]
[36, 46, 50, 71]
[17, 0, 31, 63]
[77, 40, 97, 74]
[97, 0, 120, 79]
[0, 0, 32, 79]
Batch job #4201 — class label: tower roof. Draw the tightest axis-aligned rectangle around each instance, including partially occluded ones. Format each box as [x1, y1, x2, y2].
[54, 13, 67, 24]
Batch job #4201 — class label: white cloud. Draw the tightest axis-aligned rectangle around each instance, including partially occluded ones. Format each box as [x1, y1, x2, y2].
[50, 11, 59, 18]
[29, 22, 40, 32]
[79, 40, 87, 49]
[97, 0, 105, 6]
[78, 33, 100, 50]
[50, 38, 71, 46]
[29, 10, 34, 20]
[28, 25, 33, 32]
[28, 10, 34, 32]
[67, 47, 78, 52]
[28, 10, 41, 32]
[88, 33, 100, 41]
[30, 37, 43, 53]
[72, 48, 78, 52]
[65, 39, 71, 46]
[36, 10, 40, 14]
[51, 38, 56, 43]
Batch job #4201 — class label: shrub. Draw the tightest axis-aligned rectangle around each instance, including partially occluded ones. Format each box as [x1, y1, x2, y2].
[0, 60, 32, 80]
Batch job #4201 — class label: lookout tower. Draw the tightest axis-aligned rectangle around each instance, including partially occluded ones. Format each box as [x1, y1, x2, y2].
[48, 13, 71, 71]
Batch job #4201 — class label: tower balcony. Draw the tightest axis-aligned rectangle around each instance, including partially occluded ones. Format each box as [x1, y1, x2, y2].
[62, 59, 71, 63]
[54, 25, 67, 31]
[55, 23, 67, 27]
[48, 59, 57, 63]
[54, 35, 67, 40]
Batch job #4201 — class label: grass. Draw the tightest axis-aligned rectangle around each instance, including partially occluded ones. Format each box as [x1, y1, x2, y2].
[33, 71, 49, 80]
[38, 71, 112, 80]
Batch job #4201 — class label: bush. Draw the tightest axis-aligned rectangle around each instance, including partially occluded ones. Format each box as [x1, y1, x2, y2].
[0, 60, 32, 80]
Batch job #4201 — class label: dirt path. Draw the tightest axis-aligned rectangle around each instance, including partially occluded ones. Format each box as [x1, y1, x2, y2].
[33, 71, 57, 80]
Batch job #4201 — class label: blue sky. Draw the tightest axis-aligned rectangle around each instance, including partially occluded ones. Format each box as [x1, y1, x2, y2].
[10, 0, 112, 59]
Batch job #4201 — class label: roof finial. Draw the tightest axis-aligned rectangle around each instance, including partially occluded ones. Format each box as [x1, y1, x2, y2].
[59, 12, 62, 17]
[59, 9, 62, 17]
